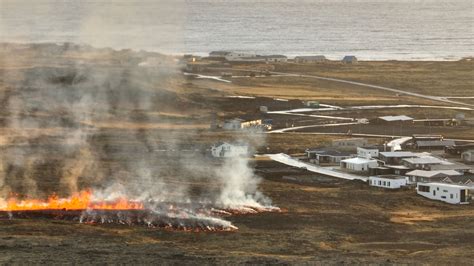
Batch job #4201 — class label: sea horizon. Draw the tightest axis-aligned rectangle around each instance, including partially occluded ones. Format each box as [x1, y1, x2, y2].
[1, 0, 473, 61]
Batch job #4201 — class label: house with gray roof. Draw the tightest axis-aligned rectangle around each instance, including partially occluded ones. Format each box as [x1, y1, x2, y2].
[342, 55, 358, 64]
[294, 55, 327, 63]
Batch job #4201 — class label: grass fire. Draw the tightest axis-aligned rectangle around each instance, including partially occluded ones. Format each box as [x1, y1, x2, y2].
[0, 189, 281, 232]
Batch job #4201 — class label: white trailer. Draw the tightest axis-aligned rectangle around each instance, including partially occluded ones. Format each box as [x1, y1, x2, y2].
[417, 182, 472, 204]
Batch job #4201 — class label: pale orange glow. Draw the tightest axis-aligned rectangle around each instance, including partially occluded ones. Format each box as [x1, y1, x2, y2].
[2, 190, 144, 211]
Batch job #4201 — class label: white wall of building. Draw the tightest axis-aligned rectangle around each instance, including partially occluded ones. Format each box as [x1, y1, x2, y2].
[340, 158, 378, 172]
[357, 147, 379, 158]
[225, 52, 257, 61]
[369, 176, 407, 189]
[211, 143, 248, 158]
[417, 183, 471, 204]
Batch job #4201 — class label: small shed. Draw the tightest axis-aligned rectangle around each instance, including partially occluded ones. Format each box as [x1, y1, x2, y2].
[369, 175, 408, 189]
[342, 56, 358, 64]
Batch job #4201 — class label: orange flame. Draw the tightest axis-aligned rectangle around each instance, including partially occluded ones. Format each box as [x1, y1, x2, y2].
[1, 190, 143, 211]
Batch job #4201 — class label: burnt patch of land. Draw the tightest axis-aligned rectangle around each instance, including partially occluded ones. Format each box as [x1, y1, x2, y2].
[0, 160, 473, 264]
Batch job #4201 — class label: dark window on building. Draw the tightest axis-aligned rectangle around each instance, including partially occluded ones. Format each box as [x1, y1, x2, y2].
[418, 185, 430, 192]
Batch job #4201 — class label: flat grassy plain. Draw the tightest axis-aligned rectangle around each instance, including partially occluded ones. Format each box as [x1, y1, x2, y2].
[0, 44, 473, 264]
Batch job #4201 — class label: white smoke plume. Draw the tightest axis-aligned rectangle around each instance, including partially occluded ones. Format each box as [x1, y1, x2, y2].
[0, 1, 277, 229]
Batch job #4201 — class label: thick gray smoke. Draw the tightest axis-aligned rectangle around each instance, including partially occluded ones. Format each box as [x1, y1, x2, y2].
[0, 43, 274, 221]
[0, 2, 275, 227]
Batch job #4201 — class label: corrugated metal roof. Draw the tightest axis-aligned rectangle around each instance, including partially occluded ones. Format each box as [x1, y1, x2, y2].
[402, 157, 446, 165]
[416, 140, 455, 147]
[341, 157, 377, 164]
[380, 151, 416, 157]
[407, 170, 462, 178]
[379, 115, 414, 122]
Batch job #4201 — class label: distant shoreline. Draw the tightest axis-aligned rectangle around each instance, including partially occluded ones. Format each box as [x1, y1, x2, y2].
[1, 42, 472, 62]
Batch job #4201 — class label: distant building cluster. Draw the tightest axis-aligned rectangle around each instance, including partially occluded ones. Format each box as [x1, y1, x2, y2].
[206, 51, 358, 64]
[302, 135, 474, 205]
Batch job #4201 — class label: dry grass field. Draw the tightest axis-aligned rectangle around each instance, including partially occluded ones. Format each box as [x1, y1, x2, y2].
[0, 44, 473, 264]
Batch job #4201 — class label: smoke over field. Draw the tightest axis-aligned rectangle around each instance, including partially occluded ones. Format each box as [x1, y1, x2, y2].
[0, 43, 277, 230]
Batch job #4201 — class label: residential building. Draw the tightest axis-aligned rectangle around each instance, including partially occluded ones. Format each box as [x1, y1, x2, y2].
[414, 140, 456, 150]
[357, 146, 380, 158]
[441, 175, 474, 187]
[417, 182, 472, 204]
[428, 163, 471, 173]
[402, 156, 448, 170]
[462, 150, 474, 163]
[211, 142, 248, 158]
[373, 115, 414, 124]
[340, 157, 379, 172]
[224, 52, 258, 62]
[369, 175, 408, 189]
[222, 118, 262, 130]
[342, 55, 358, 64]
[209, 51, 231, 58]
[445, 144, 474, 155]
[305, 149, 352, 165]
[294, 55, 327, 63]
[379, 151, 417, 165]
[332, 138, 368, 150]
[261, 55, 288, 63]
[406, 169, 462, 184]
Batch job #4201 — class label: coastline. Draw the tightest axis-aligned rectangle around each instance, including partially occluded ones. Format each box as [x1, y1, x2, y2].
[1, 41, 472, 62]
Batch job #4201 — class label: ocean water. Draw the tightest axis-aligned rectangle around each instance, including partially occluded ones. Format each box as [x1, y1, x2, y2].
[1, 0, 473, 60]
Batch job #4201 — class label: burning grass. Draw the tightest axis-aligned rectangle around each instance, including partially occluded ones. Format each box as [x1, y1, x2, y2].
[0, 190, 281, 232]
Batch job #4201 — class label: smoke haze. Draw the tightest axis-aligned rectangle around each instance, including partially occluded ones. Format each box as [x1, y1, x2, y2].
[0, 1, 274, 228]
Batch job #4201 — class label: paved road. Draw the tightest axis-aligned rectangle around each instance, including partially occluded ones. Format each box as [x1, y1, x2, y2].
[269, 122, 361, 133]
[264, 153, 367, 181]
[206, 67, 474, 107]
[266, 131, 474, 143]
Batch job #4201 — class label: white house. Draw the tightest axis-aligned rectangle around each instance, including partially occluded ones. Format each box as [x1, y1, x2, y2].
[369, 175, 408, 189]
[222, 118, 262, 130]
[294, 55, 327, 63]
[305, 149, 352, 165]
[332, 138, 368, 150]
[224, 52, 258, 62]
[340, 157, 379, 172]
[342, 55, 358, 64]
[209, 51, 231, 58]
[211, 142, 249, 158]
[417, 182, 472, 204]
[262, 55, 288, 63]
[406, 169, 462, 184]
[357, 146, 380, 158]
